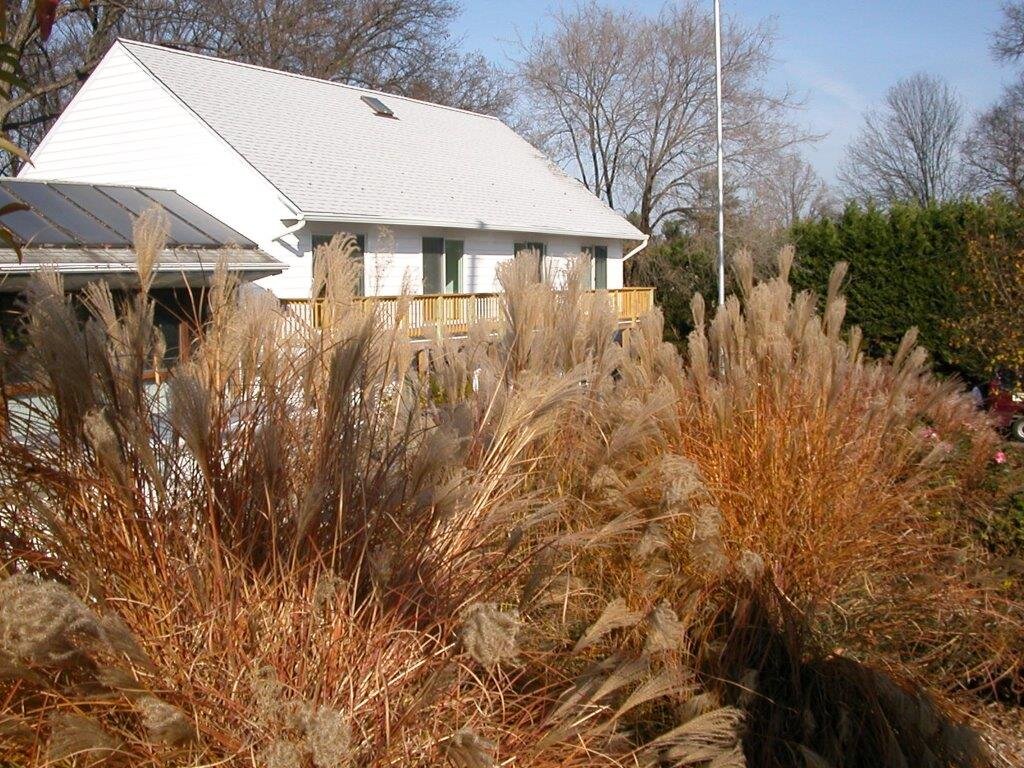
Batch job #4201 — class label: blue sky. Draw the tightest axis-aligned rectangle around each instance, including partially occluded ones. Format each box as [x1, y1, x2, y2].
[454, 0, 1016, 184]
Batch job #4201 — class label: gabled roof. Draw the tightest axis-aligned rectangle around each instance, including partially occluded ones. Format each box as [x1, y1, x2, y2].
[117, 40, 644, 241]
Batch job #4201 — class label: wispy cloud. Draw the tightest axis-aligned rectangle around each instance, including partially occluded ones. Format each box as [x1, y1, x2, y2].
[784, 57, 869, 116]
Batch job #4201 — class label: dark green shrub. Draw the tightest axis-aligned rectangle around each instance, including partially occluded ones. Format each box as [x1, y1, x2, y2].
[791, 196, 1024, 381]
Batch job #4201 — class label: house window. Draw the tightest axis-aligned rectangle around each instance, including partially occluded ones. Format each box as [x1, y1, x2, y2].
[583, 245, 608, 289]
[514, 241, 547, 280]
[422, 237, 465, 294]
[312, 233, 365, 296]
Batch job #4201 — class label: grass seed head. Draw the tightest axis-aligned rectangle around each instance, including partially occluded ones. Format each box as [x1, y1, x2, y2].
[459, 603, 521, 668]
[442, 728, 496, 768]
[136, 696, 196, 747]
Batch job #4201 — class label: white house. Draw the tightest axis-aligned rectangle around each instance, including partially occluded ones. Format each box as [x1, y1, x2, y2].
[20, 40, 648, 307]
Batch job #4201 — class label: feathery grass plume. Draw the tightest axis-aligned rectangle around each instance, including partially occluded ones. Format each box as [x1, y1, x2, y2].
[677, 691, 722, 726]
[47, 713, 121, 765]
[661, 453, 704, 510]
[573, 597, 645, 653]
[459, 603, 520, 668]
[0, 714, 34, 747]
[135, 696, 196, 747]
[312, 234, 363, 312]
[167, 364, 213, 477]
[633, 521, 670, 561]
[442, 728, 497, 768]
[640, 707, 746, 767]
[259, 740, 304, 768]
[644, 601, 686, 655]
[303, 708, 352, 768]
[311, 573, 346, 614]
[690, 505, 728, 576]
[538, 656, 651, 751]
[249, 666, 287, 725]
[735, 551, 765, 583]
[614, 668, 696, 721]
[19, 269, 98, 440]
[0, 575, 103, 664]
[82, 408, 124, 476]
[132, 206, 169, 295]
[589, 464, 624, 500]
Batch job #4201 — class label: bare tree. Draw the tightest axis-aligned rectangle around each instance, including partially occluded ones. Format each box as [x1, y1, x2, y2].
[839, 73, 964, 206]
[519, 1, 806, 234]
[751, 152, 832, 230]
[518, 4, 642, 209]
[394, 51, 512, 116]
[633, 6, 805, 234]
[993, 1, 1024, 62]
[963, 82, 1024, 202]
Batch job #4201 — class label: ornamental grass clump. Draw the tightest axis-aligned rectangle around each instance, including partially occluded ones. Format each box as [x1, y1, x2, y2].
[0, 223, 1016, 767]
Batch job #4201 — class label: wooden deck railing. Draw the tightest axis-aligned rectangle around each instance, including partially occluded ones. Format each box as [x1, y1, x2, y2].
[281, 287, 655, 338]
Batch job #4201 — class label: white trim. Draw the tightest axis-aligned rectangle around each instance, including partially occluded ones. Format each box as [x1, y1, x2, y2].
[623, 235, 649, 261]
[0, 263, 281, 274]
[300, 211, 639, 241]
[274, 216, 307, 242]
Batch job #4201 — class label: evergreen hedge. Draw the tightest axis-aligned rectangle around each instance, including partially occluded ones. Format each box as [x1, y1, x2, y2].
[790, 197, 1024, 382]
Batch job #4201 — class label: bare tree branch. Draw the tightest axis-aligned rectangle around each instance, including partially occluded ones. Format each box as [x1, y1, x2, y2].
[517, 1, 810, 234]
[993, 1, 1024, 62]
[964, 81, 1024, 202]
[839, 73, 964, 206]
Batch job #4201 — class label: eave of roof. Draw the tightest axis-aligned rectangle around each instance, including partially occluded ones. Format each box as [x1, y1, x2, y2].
[297, 211, 644, 240]
[0, 247, 282, 274]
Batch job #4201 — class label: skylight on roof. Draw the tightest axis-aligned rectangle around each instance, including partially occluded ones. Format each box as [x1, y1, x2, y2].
[361, 95, 395, 118]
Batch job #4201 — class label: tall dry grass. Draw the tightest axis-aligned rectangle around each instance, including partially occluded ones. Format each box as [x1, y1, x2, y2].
[0, 229, 1017, 767]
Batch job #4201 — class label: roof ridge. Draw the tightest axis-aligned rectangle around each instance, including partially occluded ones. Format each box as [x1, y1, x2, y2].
[116, 38, 502, 121]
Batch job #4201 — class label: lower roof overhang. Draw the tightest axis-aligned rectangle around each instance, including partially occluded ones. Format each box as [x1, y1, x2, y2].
[0, 247, 282, 293]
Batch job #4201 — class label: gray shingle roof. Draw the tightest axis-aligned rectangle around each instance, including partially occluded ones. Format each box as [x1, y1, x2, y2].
[120, 40, 644, 240]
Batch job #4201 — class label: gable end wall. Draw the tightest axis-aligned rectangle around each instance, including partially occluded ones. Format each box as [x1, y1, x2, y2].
[18, 43, 311, 298]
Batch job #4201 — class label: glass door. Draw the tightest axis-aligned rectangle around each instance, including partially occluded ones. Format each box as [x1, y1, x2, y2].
[583, 244, 608, 289]
[593, 245, 608, 289]
[424, 237, 465, 294]
[445, 240, 464, 293]
[422, 237, 444, 294]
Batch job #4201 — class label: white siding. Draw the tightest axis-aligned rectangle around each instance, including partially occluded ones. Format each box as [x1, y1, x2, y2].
[19, 43, 310, 299]
[303, 222, 625, 296]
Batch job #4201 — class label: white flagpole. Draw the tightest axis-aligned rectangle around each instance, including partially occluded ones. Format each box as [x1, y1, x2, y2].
[714, 0, 726, 309]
